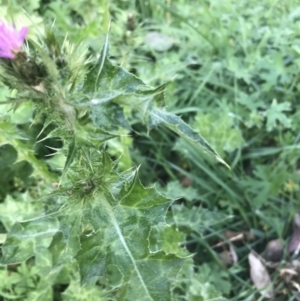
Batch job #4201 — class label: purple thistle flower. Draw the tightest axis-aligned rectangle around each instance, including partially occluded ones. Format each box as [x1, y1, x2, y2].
[0, 20, 28, 59]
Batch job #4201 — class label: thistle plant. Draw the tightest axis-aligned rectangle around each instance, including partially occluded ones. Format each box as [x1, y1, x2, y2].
[0, 20, 226, 300]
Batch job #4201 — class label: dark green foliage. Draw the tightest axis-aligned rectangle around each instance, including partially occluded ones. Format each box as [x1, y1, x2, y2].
[0, 144, 33, 200]
[1, 0, 300, 300]
[0, 2, 224, 300]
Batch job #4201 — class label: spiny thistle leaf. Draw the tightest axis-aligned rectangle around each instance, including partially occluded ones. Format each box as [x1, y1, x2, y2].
[30, 40, 59, 81]
[1, 216, 59, 264]
[148, 108, 230, 168]
[1, 151, 184, 301]
[0, 119, 58, 182]
[0, 27, 227, 301]
[61, 136, 77, 180]
[83, 36, 165, 117]
[84, 38, 227, 166]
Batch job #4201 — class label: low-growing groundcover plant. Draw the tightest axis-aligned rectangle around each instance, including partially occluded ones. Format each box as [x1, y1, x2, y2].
[2, 0, 300, 300]
[0, 19, 227, 301]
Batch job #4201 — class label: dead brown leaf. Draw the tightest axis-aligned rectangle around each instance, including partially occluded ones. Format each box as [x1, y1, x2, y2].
[289, 213, 300, 255]
[248, 252, 274, 299]
[281, 259, 300, 283]
[280, 259, 300, 300]
[181, 177, 192, 187]
[262, 239, 283, 262]
[218, 244, 238, 267]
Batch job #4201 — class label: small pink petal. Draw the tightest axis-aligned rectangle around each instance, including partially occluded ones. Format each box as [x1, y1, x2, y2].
[0, 20, 28, 59]
[19, 26, 29, 42]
